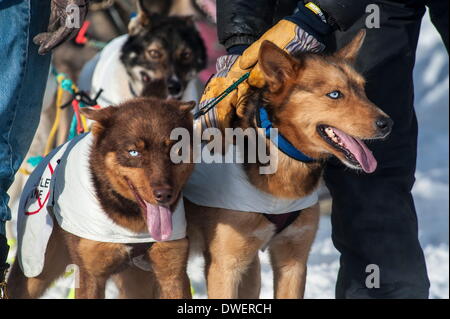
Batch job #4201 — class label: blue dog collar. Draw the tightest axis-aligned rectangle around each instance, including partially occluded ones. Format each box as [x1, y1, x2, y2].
[257, 106, 316, 163]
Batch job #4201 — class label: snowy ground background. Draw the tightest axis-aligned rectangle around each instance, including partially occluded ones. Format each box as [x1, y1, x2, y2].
[6, 11, 449, 299]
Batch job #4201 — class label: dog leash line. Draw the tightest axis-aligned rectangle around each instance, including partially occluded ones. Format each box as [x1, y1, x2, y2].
[194, 72, 250, 119]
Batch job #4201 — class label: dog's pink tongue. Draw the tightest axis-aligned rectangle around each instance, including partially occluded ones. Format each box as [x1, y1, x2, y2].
[145, 202, 173, 241]
[332, 128, 377, 173]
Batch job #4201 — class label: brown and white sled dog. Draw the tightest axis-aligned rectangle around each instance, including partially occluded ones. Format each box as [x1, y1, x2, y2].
[185, 31, 393, 298]
[7, 98, 196, 299]
[87, 0, 206, 107]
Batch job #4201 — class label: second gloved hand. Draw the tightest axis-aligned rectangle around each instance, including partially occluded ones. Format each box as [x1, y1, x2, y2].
[34, 0, 89, 55]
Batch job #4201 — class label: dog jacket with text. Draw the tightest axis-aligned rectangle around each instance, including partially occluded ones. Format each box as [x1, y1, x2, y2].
[17, 133, 186, 277]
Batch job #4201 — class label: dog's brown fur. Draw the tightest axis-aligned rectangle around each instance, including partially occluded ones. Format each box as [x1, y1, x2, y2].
[186, 30, 392, 298]
[8, 97, 195, 299]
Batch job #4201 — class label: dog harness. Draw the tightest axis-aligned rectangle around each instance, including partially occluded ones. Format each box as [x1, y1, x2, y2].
[263, 210, 303, 233]
[16, 133, 186, 277]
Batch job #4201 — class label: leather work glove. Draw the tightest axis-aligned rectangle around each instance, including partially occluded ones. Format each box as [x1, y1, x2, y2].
[34, 0, 89, 55]
[198, 2, 332, 132]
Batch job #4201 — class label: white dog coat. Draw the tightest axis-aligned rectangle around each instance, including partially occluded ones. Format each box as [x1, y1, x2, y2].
[90, 35, 134, 107]
[185, 158, 318, 214]
[184, 121, 318, 214]
[17, 133, 186, 277]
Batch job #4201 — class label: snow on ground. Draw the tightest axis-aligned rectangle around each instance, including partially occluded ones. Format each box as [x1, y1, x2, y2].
[411, 12, 449, 299]
[7, 11, 448, 299]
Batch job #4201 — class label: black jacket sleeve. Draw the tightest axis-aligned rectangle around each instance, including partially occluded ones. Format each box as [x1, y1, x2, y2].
[217, 0, 279, 50]
[312, 0, 373, 30]
[217, 0, 370, 50]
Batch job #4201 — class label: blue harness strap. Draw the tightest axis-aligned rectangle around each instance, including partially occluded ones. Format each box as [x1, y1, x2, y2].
[257, 106, 316, 163]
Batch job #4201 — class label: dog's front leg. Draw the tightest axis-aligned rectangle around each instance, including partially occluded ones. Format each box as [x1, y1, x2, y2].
[73, 238, 128, 299]
[149, 238, 191, 299]
[76, 271, 107, 299]
[205, 223, 265, 299]
[269, 204, 319, 299]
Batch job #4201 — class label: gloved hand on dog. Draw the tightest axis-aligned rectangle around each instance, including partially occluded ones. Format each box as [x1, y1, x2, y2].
[34, 0, 89, 55]
[199, 2, 333, 131]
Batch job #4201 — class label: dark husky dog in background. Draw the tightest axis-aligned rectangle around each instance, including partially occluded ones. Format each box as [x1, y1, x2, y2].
[120, 0, 207, 99]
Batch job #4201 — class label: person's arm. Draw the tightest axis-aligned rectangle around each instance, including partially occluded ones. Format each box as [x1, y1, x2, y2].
[311, 0, 372, 31]
[218, 0, 372, 54]
[217, 0, 278, 52]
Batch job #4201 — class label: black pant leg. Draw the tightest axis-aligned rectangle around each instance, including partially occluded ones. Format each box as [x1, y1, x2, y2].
[426, 0, 449, 51]
[324, 1, 430, 298]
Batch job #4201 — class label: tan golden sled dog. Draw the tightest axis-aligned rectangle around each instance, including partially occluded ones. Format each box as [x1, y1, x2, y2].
[8, 98, 195, 299]
[185, 30, 393, 298]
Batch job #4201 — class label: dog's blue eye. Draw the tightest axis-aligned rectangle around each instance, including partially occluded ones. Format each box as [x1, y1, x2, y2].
[327, 91, 342, 99]
[128, 150, 140, 157]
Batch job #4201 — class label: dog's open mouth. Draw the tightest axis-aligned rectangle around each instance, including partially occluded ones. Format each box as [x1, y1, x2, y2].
[125, 178, 173, 241]
[317, 125, 377, 173]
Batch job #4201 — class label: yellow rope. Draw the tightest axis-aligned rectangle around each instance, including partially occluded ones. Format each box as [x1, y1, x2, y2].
[81, 113, 88, 132]
[44, 76, 65, 156]
[18, 167, 31, 175]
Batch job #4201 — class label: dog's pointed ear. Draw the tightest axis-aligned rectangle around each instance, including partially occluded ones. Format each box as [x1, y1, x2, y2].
[81, 106, 118, 135]
[334, 29, 366, 63]
[80, 106, 118, 123]
[129, 0, 150, 36]
[129, 0, 172, 35]
[178, 101, 196, 113]
[258, 40, 298, 92]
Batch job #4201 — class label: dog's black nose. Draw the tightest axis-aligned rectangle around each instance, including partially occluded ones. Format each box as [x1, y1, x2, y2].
[153, 187, 173, 204]
[167, 79, 182, 95]
[375, 117, 393, 135]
